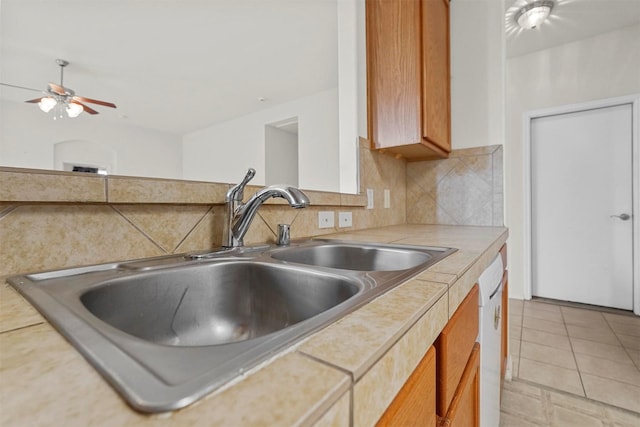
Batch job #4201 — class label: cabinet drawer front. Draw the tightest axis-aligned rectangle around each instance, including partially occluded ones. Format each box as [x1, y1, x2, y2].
[435, 284, 479, 416]
[441, 343, 480, 427]
[376, 345, 437, 427]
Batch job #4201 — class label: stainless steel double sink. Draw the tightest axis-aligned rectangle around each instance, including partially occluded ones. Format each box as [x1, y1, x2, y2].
[8, 239, 456, 412]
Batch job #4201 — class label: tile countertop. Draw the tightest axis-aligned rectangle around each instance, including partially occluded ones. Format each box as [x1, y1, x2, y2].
[0, 224, 508, 427]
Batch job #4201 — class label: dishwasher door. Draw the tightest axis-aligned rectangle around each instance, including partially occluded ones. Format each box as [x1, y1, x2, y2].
[478, 254, 504, 427]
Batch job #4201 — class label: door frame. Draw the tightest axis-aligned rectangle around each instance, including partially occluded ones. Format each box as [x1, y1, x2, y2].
[522, 94, 640, 315]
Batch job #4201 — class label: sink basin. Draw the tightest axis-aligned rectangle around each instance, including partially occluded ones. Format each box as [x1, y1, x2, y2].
[7, 239, 455, 412]
[271, 242, 432, 271]
[81, 262, 359, 346]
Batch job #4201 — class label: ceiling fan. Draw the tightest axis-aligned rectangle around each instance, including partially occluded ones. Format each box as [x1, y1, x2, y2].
[0, 58, 116, 118]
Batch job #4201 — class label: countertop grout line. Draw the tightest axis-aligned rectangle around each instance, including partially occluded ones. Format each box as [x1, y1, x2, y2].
[0, 320, 46, 335]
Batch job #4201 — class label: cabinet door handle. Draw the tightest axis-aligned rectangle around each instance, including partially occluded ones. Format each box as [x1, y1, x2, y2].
[610, 213, 631, 221]
[494, 305, 501, 330]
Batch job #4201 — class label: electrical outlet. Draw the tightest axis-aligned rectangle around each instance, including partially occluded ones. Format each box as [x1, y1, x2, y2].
[318, 211, 335, 229]
[338, 212, 353, 228]
[366, 188, 374, 209]
[384, 189, 390, 208]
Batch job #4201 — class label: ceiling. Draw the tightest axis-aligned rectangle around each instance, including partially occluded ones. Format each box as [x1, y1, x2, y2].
[0, 0, 338, 135]
[506, 0, 640, 57]
[1, 0, 639, 136]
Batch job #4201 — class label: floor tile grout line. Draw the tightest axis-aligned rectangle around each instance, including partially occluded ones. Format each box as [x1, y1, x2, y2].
[577, 369, 640, 390]
[602, 313, 640, 372]
[515, 300, 525, 378]
[504, 378, 640, 420]
[517, 354, 581, 373]
[569, 344, 638, 366]
[520, 325, 569, 339]
[560, 305, 588, 398]
[531, 296, 636, 317]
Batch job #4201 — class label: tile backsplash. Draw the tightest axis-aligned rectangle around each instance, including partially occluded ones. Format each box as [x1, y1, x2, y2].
[0, 142, 502, 278]
[0, 138, 405, 277]
[406, 145, 503, 227]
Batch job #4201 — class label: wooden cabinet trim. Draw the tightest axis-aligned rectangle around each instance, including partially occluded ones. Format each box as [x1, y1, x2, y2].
[421, 0, 451, 151]
[501, 272, 509, 395]
[499, 243, 507, 268]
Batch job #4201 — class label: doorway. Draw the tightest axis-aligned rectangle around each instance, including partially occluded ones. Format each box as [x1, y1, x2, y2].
[265, 117, 299, 187]
[523, 95, 640, 315]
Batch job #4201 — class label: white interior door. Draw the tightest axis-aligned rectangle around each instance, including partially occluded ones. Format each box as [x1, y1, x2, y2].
[531, 103, 634, 310]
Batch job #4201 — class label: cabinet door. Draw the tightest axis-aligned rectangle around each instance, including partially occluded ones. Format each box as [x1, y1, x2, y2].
[440, 343, 480, 427]
[421, 0, 451, 152]
[377, 345, 437, 427]
[366, 0, 422, 148]
[435, 285, 479, 416]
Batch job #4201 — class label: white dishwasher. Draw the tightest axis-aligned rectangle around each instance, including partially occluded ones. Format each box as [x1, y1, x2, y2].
[477, 254, 504, 427]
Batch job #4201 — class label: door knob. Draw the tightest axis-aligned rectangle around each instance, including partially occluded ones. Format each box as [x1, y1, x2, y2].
[610, 213, 631, 221]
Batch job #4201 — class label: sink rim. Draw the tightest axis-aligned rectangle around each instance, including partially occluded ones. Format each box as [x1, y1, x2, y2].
[7, 239, 456, 413]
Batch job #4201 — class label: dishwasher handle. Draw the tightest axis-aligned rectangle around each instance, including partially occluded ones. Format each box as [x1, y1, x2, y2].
[494, 305, 501, 330]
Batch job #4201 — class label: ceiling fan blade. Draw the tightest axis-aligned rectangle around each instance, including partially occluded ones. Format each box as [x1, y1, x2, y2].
[71, 100, 99, 115]
[25, 97, 45, 103]
[48, 82, 66, 95]
[72, 95, 116, 109]
[0, 82, 43, 93]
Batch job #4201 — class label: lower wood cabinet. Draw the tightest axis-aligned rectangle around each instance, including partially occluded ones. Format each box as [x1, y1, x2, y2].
[377, 248, 508, 427]
[376, 345, 437, 427]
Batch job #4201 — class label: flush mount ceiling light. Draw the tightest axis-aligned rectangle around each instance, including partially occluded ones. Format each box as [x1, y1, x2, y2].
[515, 0, 554, 29]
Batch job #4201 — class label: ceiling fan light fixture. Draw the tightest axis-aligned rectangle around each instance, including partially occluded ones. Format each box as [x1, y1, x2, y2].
[38, 96, 57, 113]
[66, 102, 84, 118]
[515, 0, 554, 29]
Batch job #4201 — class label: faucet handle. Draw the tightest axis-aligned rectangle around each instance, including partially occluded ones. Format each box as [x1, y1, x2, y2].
[226, 168, 256, 202]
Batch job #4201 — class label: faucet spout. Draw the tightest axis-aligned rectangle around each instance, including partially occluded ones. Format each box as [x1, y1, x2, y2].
[226, 182, 310, 248]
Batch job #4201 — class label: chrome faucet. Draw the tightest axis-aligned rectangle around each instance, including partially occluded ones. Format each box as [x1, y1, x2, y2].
[223, 168, 310, 247]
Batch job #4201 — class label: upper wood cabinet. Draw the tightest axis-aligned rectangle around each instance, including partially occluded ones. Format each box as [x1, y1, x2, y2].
[366, 0, 451, 160]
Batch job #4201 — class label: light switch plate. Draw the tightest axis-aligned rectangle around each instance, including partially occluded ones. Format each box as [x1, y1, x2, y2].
[366, 188, 374, 209]
[338, 212, 352, 228]
[384, 189, 390, 208]
[318, 211, 335, 229]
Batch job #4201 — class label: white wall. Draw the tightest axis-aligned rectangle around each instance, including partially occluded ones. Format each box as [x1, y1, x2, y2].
[0, 99, 183, 179]
[182, 88, 340, 191]
[505, 24, 640, 299]
[450, 0, 505, 150]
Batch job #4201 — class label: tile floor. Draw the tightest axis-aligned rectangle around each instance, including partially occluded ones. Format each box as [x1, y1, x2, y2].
[500, 378, 640, 426]
[500, 298, 640, 425]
